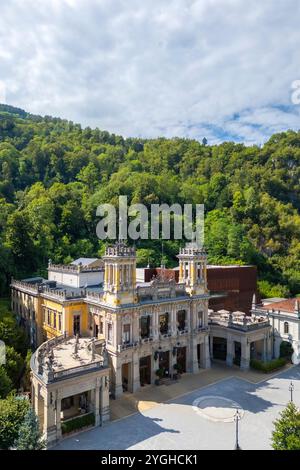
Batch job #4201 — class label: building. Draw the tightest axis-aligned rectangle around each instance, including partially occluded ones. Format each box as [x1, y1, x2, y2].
[11, 278, 90, 348]
[87, 243, 211, 398]
[208, 309, 271, 368]
[31, 335, 110, 447]
[12, 243, 274, 398]
[48, 258, 104, 288]
[252, 298, 300, 364]
[137, 264, 259, 314]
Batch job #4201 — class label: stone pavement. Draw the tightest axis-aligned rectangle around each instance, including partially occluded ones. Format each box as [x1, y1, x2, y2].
[54, 364, 300, 450]
[110, 361, 293, 421]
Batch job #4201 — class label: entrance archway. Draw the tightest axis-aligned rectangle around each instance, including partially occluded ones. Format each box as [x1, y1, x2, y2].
[139, 356, 151, 386]
[213, 337, 227, 361]
[176, 346, 187, 373]
[159, 351, 170, 377]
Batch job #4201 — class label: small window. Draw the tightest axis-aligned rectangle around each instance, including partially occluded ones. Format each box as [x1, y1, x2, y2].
[61, 396, 74, 411]
[107, 323, 113, 344]
[284, 322, 289, 334]
[198, 311, 203, 328]
[58, 313, 62, 332]
[123, 324, 131, 344]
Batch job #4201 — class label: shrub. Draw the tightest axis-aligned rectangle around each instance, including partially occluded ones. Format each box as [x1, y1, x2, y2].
[155, 368, 164, 379]
[61, 412, 95, 435]
[280, 341, 293, 361]
[250, 357, 286, 373]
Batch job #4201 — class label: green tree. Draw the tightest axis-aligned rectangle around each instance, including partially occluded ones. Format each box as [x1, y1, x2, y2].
[14, 407, 45, 450]
[0, 394, 30, 449]
[272, 402, 300, 450]
[0, 367, 13, 398]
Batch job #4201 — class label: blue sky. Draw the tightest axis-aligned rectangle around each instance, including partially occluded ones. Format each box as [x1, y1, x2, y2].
[0, 0, 300, 144]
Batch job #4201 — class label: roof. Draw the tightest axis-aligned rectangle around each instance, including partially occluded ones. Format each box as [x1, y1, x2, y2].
[71, 258, 99, 266]
[261, 298, 300, 314]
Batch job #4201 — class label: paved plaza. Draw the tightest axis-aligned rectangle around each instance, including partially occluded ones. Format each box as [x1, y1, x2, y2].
[53, 365, 300, 450]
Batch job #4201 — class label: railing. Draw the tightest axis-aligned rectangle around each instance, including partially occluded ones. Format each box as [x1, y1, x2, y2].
[53, 360, 104, 380]
[48, 264, 103, 273]
[209, 316, 270, 332]
[11, 280, 39, 294]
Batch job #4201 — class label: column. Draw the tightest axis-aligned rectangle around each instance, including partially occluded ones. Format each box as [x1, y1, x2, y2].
[171, 307, 177, 335]
[226, 337, 234, 367]
[100, 375, 110, 423]
[132, 351, 140, 392]
[204, 335, 211, 369]
[240, 340, 250, 370]
[190, 337, 199, 373]
[209, 335, 213, 359]
[94, 380, 100, 426]
[55, 391, 62, 440]
[43, 390, 57, 446]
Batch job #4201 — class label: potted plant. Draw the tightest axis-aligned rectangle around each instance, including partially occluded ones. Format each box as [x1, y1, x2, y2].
[155, 368, 164, 385]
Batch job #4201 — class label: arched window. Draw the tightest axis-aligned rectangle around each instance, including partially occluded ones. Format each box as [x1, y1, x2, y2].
[284, 322, 289, 334]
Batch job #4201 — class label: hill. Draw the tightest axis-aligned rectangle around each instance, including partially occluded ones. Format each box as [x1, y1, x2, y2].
[0, 104, 299, 298]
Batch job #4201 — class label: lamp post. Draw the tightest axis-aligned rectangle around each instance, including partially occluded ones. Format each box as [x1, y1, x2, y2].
[289, 381, 294, 403]
[234, 409, 242, 450]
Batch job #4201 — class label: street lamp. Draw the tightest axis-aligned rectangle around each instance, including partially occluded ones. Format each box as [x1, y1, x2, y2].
[289, 381, 294, 403]
[234, 409, 242, 450]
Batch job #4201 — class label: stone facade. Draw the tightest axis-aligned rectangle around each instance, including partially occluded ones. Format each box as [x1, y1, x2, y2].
[30, 335, 110, 447]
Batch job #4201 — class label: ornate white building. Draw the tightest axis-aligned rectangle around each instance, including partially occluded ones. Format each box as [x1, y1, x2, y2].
[86, 242, 211, 398]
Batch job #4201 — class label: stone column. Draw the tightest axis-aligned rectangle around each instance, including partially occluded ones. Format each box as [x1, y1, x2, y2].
[100, 376, 110, 423]
[43, 389, 57, 446]
[55, 391, 62, 440]
[190, 337, 199, 373]
[209, 335, 213, 359]
[94, 379, 100, 426]
[132, 351, 140, 393]
[171, 307, 177, 335]
[226, 337, 234, 367]
[204, 335, 211, 369]
[240, 340, 250, 370]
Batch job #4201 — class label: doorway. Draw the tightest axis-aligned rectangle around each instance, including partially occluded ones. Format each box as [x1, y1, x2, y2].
[213, 337, 227, 361]
[159, 351, 170, 377]
[122, 362, 131, 392]
[139, 356, 151, 386]
[176, 346, 187, 373]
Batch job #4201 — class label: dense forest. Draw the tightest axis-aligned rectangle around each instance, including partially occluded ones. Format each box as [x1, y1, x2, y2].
[0, 104, 299, 298]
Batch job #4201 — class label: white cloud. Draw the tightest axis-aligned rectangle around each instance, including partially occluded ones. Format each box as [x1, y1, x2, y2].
[0, 0, 300, 143]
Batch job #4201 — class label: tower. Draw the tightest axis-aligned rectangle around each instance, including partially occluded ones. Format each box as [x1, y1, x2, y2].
[177, 242, 208, 296]
[102, 242, 137, 306]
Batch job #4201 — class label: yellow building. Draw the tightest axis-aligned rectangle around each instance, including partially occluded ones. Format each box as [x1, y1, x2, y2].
[11, 279, 90, 347]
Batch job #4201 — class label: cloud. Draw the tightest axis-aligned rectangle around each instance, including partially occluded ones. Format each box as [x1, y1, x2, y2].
[0, 0, 300, 144]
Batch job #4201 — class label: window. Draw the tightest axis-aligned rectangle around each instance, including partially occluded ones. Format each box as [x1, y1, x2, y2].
[198, 311, 203, 328]
[123, 324, 131, 344]
[61, 396, 74, 411]
[53, 312, 57, 329]
[47, 309, 51, 325]
[177, 310, 186, 331]
[107, 323, 113, 344]
[73, 315, 80, 336]
[99, 318, 104, 335]
[284, 322, 289, 334]
[140, 316, 151, 339]
[159, 313, 169, 335]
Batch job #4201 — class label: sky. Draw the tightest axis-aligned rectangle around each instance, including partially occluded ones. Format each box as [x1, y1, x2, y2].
[0, 0, 300, 145]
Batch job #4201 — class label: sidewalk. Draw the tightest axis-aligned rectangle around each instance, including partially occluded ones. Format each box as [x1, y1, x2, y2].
[110, 362, 293, 421]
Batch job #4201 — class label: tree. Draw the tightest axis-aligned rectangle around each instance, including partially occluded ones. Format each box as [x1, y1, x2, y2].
[0, 394, 30, 449]
[13, 407, 45, 450]
[280, 341, 293, 361]
[0, 367, 13, 398]
[272, 402, 300, 450]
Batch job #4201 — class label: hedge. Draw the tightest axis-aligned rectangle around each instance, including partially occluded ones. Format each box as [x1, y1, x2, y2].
[250, 357, 287, 373]
[61, 412, 95, 435]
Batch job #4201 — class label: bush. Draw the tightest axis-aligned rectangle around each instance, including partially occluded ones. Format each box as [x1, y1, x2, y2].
[4, 346, 24, 385]
[13, 408, 45, 450]
[61, 412, 95, 435]
[250, 357, 286, 373]
[280, 341, 293, 361]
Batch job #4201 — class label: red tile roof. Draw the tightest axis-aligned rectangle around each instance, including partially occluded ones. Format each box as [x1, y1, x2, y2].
[262, 298, 299, 314]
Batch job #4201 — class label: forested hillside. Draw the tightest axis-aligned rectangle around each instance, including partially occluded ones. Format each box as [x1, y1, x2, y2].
[0, 104, 299, 298]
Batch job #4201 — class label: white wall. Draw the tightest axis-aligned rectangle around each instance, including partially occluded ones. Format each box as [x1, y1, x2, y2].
[48, 269, 103, 288]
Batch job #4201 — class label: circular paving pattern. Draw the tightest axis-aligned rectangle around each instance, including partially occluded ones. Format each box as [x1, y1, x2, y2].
[192, 396, 244, 423]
